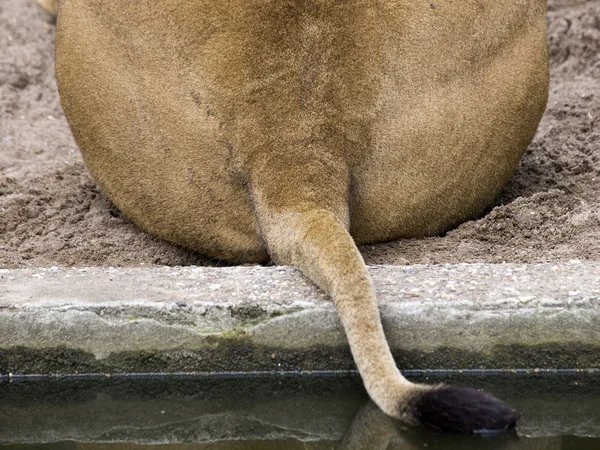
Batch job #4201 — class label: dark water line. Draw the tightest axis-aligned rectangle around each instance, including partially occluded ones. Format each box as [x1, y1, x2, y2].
[1, 367, 599, 381]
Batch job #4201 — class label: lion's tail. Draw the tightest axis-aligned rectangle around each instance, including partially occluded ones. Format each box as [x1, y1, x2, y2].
[249, 149, 518, 433]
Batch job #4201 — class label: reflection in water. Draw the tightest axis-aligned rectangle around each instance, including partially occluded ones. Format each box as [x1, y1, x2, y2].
[339, 400, 558, 450]
[3, 432, 600, 450]
[0, 374, 599, 450]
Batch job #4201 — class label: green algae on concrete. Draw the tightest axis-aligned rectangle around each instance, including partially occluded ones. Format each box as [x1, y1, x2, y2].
[1, 343, 599, 376]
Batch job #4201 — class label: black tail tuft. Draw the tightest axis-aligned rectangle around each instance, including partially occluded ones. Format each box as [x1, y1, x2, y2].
[410, 385, 519, 434]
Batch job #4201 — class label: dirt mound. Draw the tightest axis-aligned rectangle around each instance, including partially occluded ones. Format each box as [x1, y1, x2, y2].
[1, 0, 598, 268]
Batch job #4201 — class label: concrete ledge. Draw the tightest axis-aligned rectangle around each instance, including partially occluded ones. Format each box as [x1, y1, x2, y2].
[1, 262, 599, 374]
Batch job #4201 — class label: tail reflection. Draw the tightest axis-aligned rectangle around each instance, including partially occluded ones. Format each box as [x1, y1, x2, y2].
[339, 400, 562, 450]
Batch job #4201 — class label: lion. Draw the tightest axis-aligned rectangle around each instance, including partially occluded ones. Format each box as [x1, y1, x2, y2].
[48, 0, 548, 433]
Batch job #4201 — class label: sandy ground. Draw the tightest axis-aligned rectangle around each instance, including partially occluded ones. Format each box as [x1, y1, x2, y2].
[1, 0, 599, 268]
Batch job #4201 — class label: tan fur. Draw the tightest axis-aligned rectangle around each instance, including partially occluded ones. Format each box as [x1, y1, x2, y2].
[37, 0, 58, 16]
[54, 0, 548, 426]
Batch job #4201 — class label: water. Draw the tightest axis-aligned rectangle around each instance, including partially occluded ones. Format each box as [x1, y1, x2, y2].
[1, 373, 599, 449]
